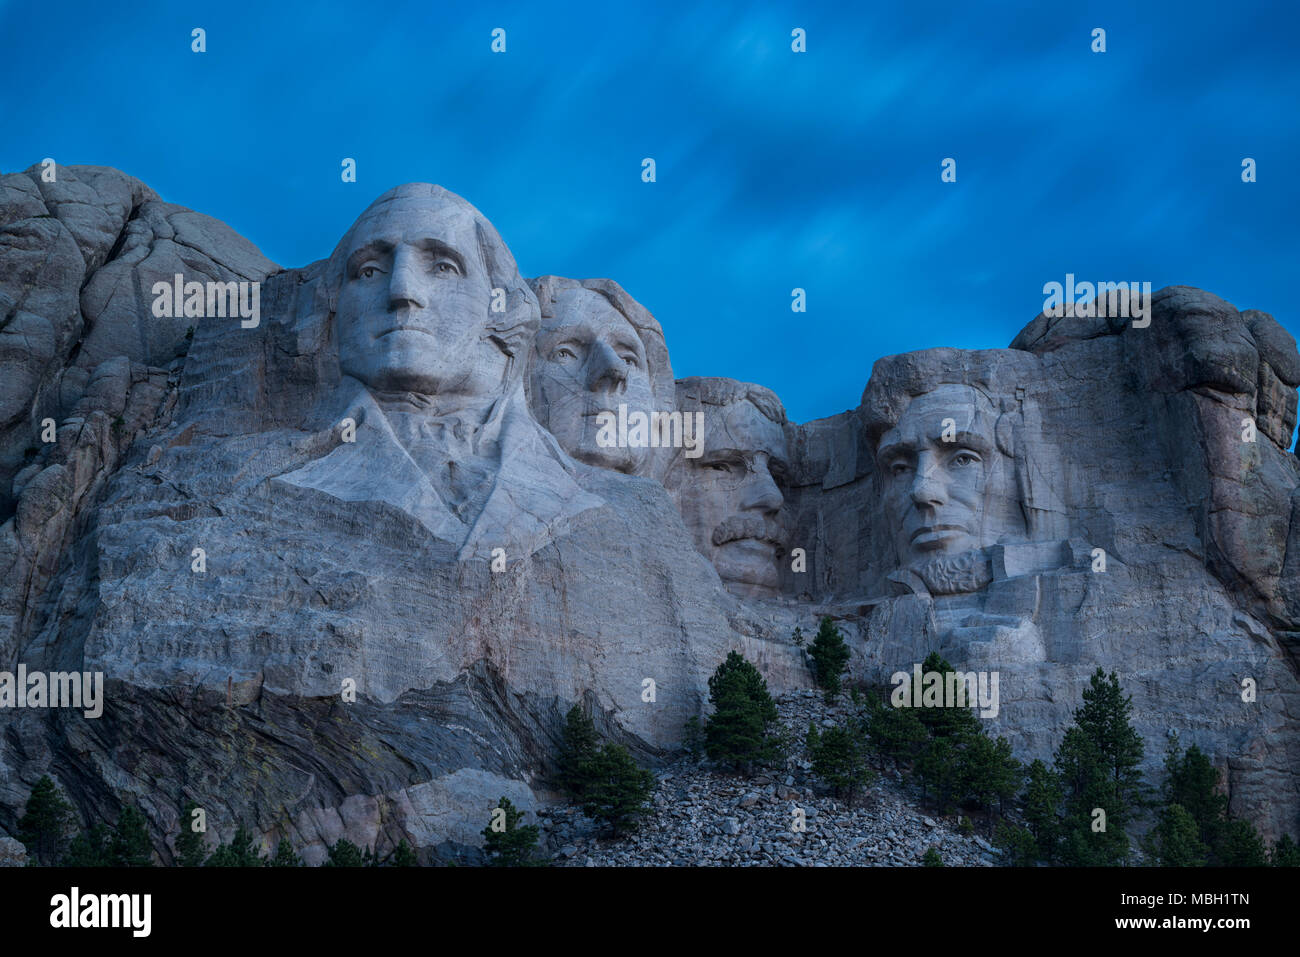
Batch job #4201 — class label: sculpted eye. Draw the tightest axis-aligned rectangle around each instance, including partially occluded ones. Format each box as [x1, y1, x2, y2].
[889, 461, 911, 477]
[553, 346, 578, 361]
[621, 354, 639, 367]
[357, 264, 384, 279]
[705, 463, 733, 473]
[433, 260, 461, 276]
[951, 451, 981, 468]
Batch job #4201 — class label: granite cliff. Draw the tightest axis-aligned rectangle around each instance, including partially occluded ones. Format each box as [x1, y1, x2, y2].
[1, 165, 1296, 860]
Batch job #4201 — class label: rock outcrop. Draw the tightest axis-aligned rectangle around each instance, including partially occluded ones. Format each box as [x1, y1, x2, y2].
[1, 165, 1296, 859]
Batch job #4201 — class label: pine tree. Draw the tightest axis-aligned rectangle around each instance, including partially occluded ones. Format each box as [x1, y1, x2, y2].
[1271, 833, 1300, 867]
[482, 796, 543, 866]
[921, 847, 943, 866]
[322, 838, 365, 867]
[205, 826, 264, 867]
[993, 822, 1040, 867]
[581, 744, 655, 837]
[1054, 726, 1125, 865]
[915, 736, 962, 811]
[17, 776, 75, 866]
[914, 652, 983, 742]
[806, 721, 874, 806]
[1160, 736, 1228, 858]
[109, 805, 154, 866]
[390, 839, 418, 867]
[1053, 669, 1144, 865]
[961, 734, 1023, 834]
[865, 692, 928, 772]
[556, 704, 600, 799]
[808, 617, 851, 699]
[1021, 759, 1063, 863]
[1073, 669, 1145, 803]
[1150, 803, 1208, 866]
[266, 838, 302, 867]
[1215, 818, 1268, 867]
[174, 801, 207, 867]
[704, 652, 780, 773]
[64, 824, 112, 866]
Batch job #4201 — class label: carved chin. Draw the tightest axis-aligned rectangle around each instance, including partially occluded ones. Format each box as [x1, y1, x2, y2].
[713, 540, 780, 594]
[909, 548, 993, 595]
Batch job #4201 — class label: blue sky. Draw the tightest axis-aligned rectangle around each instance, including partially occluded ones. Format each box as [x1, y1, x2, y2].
[2, 0, 1297, 423]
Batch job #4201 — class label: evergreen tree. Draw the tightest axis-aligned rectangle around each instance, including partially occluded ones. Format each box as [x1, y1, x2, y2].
[1215, 818, 1268, 867]
[17, 776, 76, 866]
[921, 847, 943, 866]
[1150, 803, 1208, 866]
[961, 734, 1023, 834]
[1072, 669, 1145, 804]
[64, 824, 112, 866]
[556, 704, 600, 799]
[865, 692, 928, 772]
[915, 736, 962, 811]
[174, 801, 207, 867]
[581, 744, 655, 837]
[704, 652, 780, 773]
[482, 796, 543, 866]
[1161, 736, 1227, 855]
[322, 838, 365, 867]
[805, 722, 874, 806]
[266, 838, 302, 867]
[205, 826, 264, 867]
[993, 822, 1040, 867]
[807, 617, 851, 698]
[390, 839, 418, 867]
[1053, 669, 1144, 865]
[1021, 759, 1063, 863]
[1270, 833, 1300, 867]
[108, 805, 154, 866]
[1054, 726, 1127, 865]
[914, 652, 983, 742]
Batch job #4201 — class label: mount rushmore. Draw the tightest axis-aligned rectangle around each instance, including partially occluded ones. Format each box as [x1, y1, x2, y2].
[1, 165, 1297, 862]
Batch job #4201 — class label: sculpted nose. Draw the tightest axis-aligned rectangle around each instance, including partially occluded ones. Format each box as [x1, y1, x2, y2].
[909, 455, 946, 509]
[388, 249, 426, 311]
[740, 463, 783, 514]
[585, 341, 627, 394]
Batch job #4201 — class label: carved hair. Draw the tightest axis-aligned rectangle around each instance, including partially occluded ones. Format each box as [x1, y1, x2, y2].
[322, 184, 540, 370]
[674, 376, 788, 426]
[527, 275, 674, 411]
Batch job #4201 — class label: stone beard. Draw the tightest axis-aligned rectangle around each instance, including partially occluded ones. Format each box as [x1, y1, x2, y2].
[875, 383, 1025, 595]
[528, 284, 657, 474]
[669, 378, 789, 597]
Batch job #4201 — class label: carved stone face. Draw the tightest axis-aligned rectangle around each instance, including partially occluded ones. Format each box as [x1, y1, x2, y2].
[674, 398, 788, 596]
[876, 383, 1015, 567]
[530, 287, 655, 473]
[335, 194, 502, 398]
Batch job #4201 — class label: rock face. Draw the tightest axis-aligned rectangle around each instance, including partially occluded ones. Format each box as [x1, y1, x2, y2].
[1, 166, 1297, 859]
[783, 288, 1300, 841]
